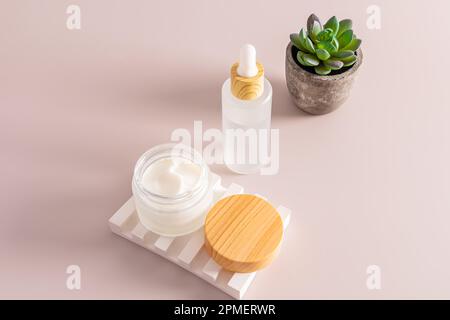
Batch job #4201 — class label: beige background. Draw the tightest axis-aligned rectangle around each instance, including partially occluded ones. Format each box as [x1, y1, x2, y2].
[1, 0, 450, 299]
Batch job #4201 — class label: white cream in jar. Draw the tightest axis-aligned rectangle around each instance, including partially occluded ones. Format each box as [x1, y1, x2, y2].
[141, 158, 202, 198]
[132, 144, 214, 237]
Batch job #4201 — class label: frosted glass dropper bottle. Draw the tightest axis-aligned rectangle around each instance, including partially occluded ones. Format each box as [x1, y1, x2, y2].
[222, 44, 273, 174]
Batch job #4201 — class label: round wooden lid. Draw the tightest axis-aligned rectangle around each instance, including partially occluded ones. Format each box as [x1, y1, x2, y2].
[204, 194, 283, 273]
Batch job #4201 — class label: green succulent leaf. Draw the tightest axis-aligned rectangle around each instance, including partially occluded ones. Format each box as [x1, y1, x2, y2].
[337, 19, 352, 37]
[324, 58, 344, 70]
[299, 29, 315, 54]
[290, 33, 308, 52]
[314, 64, 332, 75]
[331, 37, 340, 52]
[299, 28, 307, 42]
[297, 51, 319, 67]
[343, 38, 362, 51]
[338, 30, 353, 49]
[304, 37, 316, 54]
[317, 28, 334, 41]
[341, 54, 357, 66]
[324, 16, 339, 36]
[307, 14, 322, 42]
[316, 48, 331, 61]
[301, 53, 320, 66]
[332, 50, 354, 59]
[309, 21, 322, 42]
[317, 40, 338, 54]
[330, 37, 339, 53]
[296, 51, 309, 67]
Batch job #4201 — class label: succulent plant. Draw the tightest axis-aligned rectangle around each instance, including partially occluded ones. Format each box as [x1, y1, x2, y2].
[290, 14, 362, 75]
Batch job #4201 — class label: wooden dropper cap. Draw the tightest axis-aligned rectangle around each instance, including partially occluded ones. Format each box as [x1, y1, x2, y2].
[230, 45, 265, 100]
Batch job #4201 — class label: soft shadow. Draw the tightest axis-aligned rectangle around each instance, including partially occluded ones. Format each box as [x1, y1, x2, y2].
[144, 75, 224, 116]
[113, 242, 232, 299]
[270, 76, 313, 119]
[68, 62, 226, 122]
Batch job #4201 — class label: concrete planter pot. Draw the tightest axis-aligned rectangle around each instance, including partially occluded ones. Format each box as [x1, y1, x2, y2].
[285, 42, 363, 115]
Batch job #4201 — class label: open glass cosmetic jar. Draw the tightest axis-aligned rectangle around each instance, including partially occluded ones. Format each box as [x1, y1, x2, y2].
[132, 143, 215, 237]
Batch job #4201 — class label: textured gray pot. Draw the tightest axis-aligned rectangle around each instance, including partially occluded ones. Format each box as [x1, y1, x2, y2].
[285, 42, 363, 115]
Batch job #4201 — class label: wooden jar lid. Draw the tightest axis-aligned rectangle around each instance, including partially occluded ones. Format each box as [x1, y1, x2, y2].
[204, 194, 283, 273]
